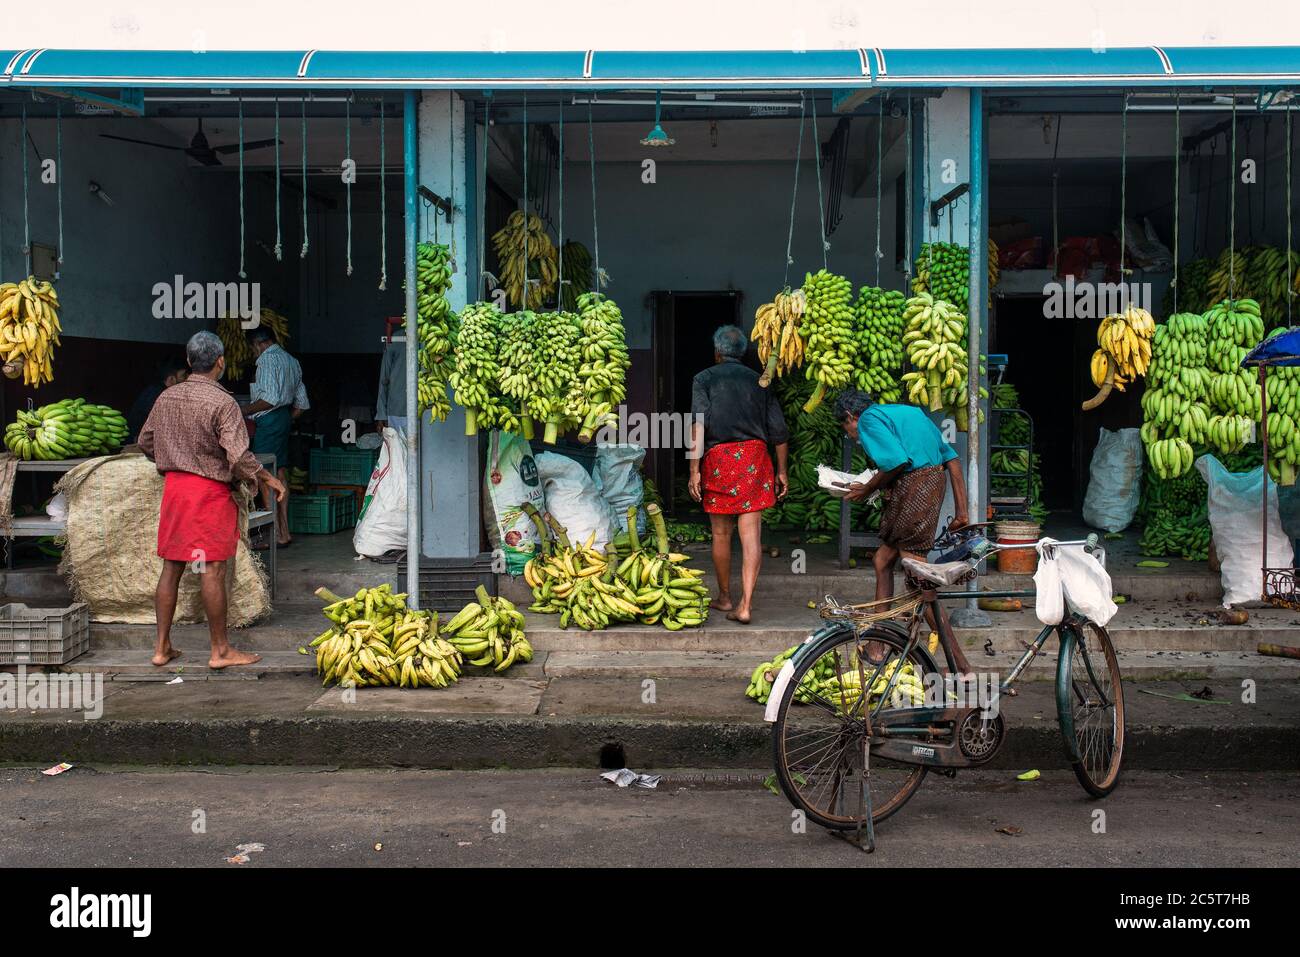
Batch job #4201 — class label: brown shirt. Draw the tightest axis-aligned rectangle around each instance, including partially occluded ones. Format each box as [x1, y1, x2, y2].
[138, 376, 263, 484]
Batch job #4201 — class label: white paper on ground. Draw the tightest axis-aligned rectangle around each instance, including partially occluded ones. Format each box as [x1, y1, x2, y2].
[600, 768, 661, 789]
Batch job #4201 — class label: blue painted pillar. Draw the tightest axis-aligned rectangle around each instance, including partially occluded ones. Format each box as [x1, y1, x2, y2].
[403, 90, 420, 600]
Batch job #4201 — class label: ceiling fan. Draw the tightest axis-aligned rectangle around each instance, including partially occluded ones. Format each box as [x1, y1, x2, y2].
[99, 118, 280, 167]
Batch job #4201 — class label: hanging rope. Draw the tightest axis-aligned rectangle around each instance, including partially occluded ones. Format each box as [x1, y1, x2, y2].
[273, 99, 282, 261]
[1173, 91, 1181, 314]
[55, 101, 64, 272]
[903, 94, 912, 283]
[345, 96, 353, 277]
[479, 97, 490, 295]
[782, 94, 807, 289]
[874, 97, 883, 287]
[522, 94, 529, 304]
[809, 92, 829, 269]
[923, 96, 932, 276]
[1119, 92, 1127, 280]
[378, 102, 387, 290]
[1230, 91, 1238, 299]
[238, 96, 246, 279]
[21, 103, 30, 268]
[588, 102, 601, 291]
[447, 98, 456, 267]
[1287, 101, 1293, 326]
[301, 99, 309, 259]
[557, 98, 564, 303]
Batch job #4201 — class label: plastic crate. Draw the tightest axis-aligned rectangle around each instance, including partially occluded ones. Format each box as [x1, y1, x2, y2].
[396, 555, 498, 614]
[313, 483, 367, 512]
[0, 603, 91, 665]
[288, 492, 358, 535]
[309, 447, 380, 486]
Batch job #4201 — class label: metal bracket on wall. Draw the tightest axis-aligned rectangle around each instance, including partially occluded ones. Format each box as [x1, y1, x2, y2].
[417, 184, 453, 222]
[929, 182, 970, 228]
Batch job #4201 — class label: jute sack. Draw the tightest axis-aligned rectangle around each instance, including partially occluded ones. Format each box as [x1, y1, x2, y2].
[55, 453, 270, 626]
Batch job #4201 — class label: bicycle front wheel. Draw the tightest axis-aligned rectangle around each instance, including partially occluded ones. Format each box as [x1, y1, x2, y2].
[1056, 620, 1125, 797]
[772, 625, 936, 831]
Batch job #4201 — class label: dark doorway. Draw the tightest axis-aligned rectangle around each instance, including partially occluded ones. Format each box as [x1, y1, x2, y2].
[647, 291, 745, 515]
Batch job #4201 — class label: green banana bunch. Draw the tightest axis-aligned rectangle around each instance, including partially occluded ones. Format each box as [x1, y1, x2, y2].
[4, 397, 128, 460]
[745, 645, 835, 705]
[526, 310, 584, 444]
[415, 241, 454, 422]
[798, 269, 856, 412]
[852, 285, 906, 402]
[310, 584, 464, 689]
[442, 585, 533, 671]
[497, 310, 539, 438]
[912, 241, 972, 310]
[560, 241, 593, 311]
[1141, 315, 1212, 472]
[574, 293, 630, 441]
[1161, 257, 1214, 316]
[449, 302, 508, 435]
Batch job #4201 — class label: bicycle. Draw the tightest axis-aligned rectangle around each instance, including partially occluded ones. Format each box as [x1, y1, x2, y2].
[769, 526, 1125, 852]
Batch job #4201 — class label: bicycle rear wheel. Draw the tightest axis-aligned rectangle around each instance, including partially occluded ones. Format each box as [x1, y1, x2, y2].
[771, 625, 936, 831]
[1056, 620, 1125, 797]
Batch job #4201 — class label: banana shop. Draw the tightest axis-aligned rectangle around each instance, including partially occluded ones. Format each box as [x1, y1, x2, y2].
[2, 47, 1300, 625]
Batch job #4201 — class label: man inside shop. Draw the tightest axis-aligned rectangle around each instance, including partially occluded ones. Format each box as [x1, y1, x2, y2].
[244, 326, 308, 548]
[127, 356, 189, 443]
[139, 331, 285, 670]
[375, 335, 408, 434]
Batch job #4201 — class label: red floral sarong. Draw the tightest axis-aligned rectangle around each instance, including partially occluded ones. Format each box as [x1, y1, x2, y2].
[157, 471, 238, 562]
[701, 440, 776, 514]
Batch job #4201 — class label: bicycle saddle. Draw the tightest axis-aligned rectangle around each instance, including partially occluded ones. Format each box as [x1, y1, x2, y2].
[901, 557, 975, 587]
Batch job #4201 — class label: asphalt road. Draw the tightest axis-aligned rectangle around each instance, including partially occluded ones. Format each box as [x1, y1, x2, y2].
[1, 765, 1295, 867]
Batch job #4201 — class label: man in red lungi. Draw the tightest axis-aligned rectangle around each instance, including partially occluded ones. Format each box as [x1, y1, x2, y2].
[139, 331, 286, 669]
[688, 325, 788, 624]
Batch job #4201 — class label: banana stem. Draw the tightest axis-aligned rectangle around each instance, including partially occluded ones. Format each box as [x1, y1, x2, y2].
[626, 505, 641, 551]
[543, 419, 560, 444]
[645, 502, 670, 555]
[1081, 353, 1115, 411]
[758, 353, 778, 388]
[802, 381, 827, 414]
[521, 502, 552, 556]
[463, 408, 478, 437]
[520, 415, 535, 441]
[474, 584, 493, 607]
[314, 587, 345, 604]
[544, 512, 572, 550]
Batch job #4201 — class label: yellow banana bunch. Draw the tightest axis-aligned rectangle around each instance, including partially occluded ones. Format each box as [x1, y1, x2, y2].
[441, 585, 533, 672]
[310, 584, 463, 688]
[751, 288, 806, 387]
[215, 307, 291, 382]
[1095, 304, 1154, 393]
[491, 210, 558, 309]
[0, 277, 61, 387]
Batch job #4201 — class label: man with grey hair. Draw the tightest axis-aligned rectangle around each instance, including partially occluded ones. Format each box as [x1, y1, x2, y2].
[139, 331, 285, 670]
[688, 324, 788, 624]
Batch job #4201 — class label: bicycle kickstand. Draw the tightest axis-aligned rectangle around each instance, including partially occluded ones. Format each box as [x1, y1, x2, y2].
[833, 733, 876, 853]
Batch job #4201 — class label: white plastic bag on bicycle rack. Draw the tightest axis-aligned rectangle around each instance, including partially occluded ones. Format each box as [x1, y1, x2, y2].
[1033, 539, 1065, 626]
[1057, 546, 1118, 626]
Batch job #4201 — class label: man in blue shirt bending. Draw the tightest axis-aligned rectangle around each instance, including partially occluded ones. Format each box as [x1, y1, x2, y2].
[835, 390, 969, 604]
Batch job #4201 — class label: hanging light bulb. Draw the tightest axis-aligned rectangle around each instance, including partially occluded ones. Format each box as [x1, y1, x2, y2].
[640, 90, 675, 147]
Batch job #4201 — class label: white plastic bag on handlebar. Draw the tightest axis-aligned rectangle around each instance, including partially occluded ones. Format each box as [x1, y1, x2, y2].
[1033, 539, 1065, 626]
[1057, 545, 1118, 626]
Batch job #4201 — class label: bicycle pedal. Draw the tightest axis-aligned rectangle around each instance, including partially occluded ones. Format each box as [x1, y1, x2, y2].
[939, 768, 958, 779]
[1003, 686, 1018, 697]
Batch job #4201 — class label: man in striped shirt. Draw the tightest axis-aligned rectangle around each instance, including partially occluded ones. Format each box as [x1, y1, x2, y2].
[244, 327, 308, 546]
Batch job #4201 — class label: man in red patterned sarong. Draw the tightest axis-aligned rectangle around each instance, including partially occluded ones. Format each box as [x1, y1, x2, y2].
[688, 326, 788, 624]
[139, 331, 286, 670]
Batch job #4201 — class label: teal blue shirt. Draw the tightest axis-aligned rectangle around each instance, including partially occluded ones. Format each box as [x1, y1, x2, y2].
[857, 404, 958, 473]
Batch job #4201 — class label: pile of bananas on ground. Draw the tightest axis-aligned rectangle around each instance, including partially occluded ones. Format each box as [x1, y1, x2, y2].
[492, 210, 558, 309]
[0, 277, 61, 387]
[1137, 462, 1212, 560]
[853, 285, 906, 402]
[215, 307, 290, 383]
[751, 288, 806, 387]
[527, 310, 584, 444]
[899, 292, 970, 418]
[559, 241, 593, 311]
[799, 269, 856, 412]
[310, 585, 464, 688]
[525, 503, 710, 631]
[1091, 304, 1154, 394]
[449, 301, 505, 435]
[416, 241, 455, 421]
[818, 657, 926, 714]
[4, 398, 127, 460]
[574, 293, 630, 441]
[441, 586, 534, 671]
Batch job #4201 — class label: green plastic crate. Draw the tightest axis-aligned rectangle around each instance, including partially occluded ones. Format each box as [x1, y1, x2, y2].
[309, 447, 380, 486]
[288, 492, 357, 535]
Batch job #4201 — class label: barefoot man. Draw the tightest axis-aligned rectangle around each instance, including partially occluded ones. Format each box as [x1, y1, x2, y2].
[688, 325, 789, 624]
[139, 331, 286, 669]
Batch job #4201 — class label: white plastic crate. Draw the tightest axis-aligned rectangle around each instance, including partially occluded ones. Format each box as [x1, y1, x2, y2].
[0, 603, 91, 665]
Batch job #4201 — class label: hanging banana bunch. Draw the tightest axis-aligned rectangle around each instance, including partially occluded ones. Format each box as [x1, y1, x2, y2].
[526, 310, 584, 444]
[1081, 304, 1154, 410]
[497, 310, 538, 439]
[449, 302, 509, 435]
[751, 288, 805, 387]
[560, 241, 593, 311]
[799, 269, 856, 412]
[0, 277, 61, 387]
[492, 210, 558, 309]
[415, 241, 454, 421]
[852, 285, 907, 402]
[574, 292, 630, 441]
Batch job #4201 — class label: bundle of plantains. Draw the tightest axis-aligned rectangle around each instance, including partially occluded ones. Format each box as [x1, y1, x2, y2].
[0, 276, 61, 387]
[524, 503, 710, 630]
[416, 241, 455, 421]
[745, 645, 833, 705]
[799, 269, 856, 412]
[216, 307, 291, 382]
[492, 210, 558, 309]
[853, 285, 906, 402]
[910, 240, 1000, 310]
[574, 292, 630, 441]
[310, 584, 464, 688]
[745, 646, 924, 712]
[4, 398, 128, 460]
[441, 586, 534, 671]
[1137, 447, 1260, 561]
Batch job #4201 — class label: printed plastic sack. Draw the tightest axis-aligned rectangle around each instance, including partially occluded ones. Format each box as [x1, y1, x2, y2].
[535, 451, 617, 551]
[1033, 540, 1065, 626]
[483, 430, 546, 575]
[594, 443, 647, 536]
[1082, 428, 1143, 533]
[1196, 454, 1294, 608]
[353, 425, 408, 558]
[1057, 545, 1118, 626]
